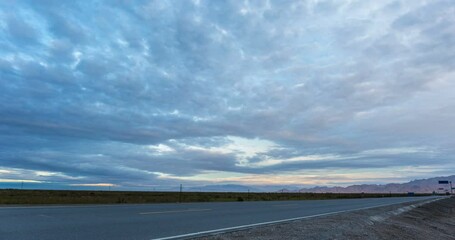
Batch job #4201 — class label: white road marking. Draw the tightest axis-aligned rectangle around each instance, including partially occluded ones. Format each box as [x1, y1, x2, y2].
[0, 203, 196, 210]
[139, 208, 211, 215]
[0, 204, 135, 210]
[273, 204, 299, 207]
[151, 197, 443, 240]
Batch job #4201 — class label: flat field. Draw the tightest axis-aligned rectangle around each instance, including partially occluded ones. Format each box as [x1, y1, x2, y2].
[0, 189, 430, 204]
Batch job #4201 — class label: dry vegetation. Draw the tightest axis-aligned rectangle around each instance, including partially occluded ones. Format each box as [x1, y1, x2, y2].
[0, 189, 430, 205]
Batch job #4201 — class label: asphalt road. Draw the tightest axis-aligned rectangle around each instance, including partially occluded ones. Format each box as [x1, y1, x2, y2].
[0, 196, 439, 240]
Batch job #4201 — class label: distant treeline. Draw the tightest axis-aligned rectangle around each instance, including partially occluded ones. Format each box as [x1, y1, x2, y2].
[0, 189, 433, 205]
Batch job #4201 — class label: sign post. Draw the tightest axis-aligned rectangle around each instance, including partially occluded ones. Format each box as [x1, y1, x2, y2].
[438, 180, 452, 194]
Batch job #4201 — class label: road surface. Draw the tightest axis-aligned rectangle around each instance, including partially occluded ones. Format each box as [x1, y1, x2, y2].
[0, 196, 438, 240]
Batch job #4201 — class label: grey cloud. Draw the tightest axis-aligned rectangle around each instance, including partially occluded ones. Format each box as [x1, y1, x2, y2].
[1, 0, 455, 187]
[5, 16, 38, 44]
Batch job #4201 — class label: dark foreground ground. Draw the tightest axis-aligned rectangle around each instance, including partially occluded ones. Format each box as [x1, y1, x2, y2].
[199, 197, 455, 240]
[0, 189, 428, 204]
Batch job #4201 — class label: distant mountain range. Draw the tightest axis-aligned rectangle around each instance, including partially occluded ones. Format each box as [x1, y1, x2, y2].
[186, 175, 455, 193]
[298, 175, 455, 194]
[185, 184, 296, 192]
[187, 184, 259, 192]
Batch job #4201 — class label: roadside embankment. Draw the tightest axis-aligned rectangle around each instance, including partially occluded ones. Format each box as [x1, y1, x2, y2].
[198, 197, 455, 240]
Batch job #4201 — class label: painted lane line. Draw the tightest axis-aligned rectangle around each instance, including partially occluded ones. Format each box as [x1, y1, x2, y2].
[273, 204, 299, 207]
[0, 204, 143, 210]
[151, 197, 443, 240]
[140, 208, 211, 215]
[0, 202, 203, 210]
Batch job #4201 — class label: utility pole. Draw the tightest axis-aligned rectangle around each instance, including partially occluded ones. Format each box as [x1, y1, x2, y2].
[21, 181, 24, 190]
[179, 184, 182, 203]
[247, 189, 250, 201]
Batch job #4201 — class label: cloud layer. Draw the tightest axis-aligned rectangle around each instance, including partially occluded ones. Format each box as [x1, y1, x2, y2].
[1, 0, 455, 189]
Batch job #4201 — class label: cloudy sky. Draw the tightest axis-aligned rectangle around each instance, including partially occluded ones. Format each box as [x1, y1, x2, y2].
[1, 0, 454, 190]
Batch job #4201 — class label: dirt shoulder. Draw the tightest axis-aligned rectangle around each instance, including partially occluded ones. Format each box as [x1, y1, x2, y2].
[197, 197, 455, 240]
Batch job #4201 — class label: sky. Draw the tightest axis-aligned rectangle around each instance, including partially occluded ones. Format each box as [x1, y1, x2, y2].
[1, 0, 455, 190]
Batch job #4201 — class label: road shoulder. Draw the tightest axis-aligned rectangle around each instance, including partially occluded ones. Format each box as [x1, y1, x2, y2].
[197, 197, 454, 240]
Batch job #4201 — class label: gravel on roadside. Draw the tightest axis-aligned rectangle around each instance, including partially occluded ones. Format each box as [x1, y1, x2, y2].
[196, 197, 455, 240]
